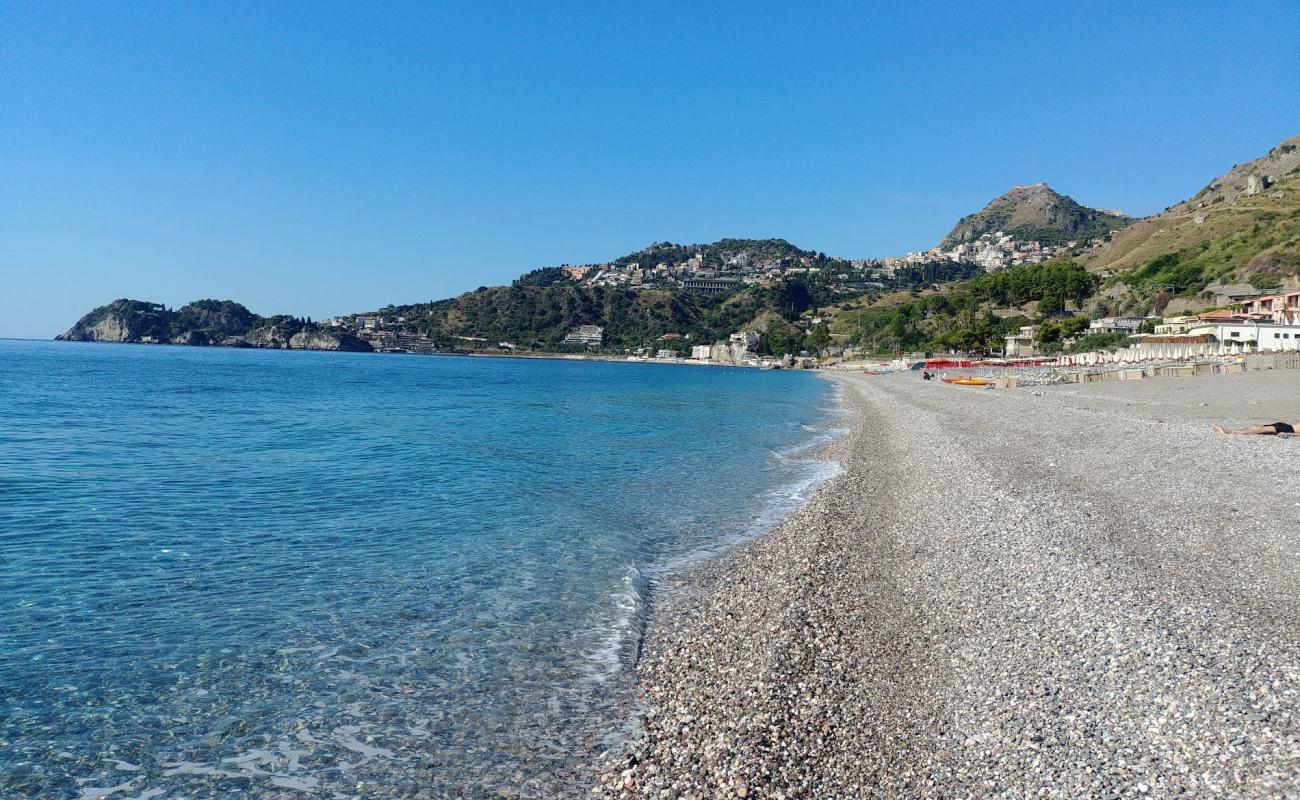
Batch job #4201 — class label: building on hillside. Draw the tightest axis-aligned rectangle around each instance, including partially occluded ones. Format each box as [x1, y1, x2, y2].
[654, 349, 679, 360]
[1153, 315, 1194, 335]
[1088, 316, 1155, 335]
[683, 276, 739, 293]
[974, 249, 1009, 272]
[1236, 290, 1300, 324]
[690, 345, 713, 360]
[561, 265, 591, 280]
[1156, 309, 1258, 335]
[562, 324, 604, 347]
[1004, 325, 1039, 357]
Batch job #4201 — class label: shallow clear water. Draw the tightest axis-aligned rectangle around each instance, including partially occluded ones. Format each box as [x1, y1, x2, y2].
[0, 340, 835, 799]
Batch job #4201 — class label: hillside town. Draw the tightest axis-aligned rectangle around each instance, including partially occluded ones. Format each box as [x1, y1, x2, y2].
[557, 250, 881, 294]
[555, 230, 1111, 296]
[891, 229, 1104, 273]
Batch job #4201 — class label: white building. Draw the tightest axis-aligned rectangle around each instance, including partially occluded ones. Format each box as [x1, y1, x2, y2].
[1004, 325, 1038, 357]
[1153, 315, 1195, 335]
[1089, 316, 1154, 335]
[690, 344, 713, 360]
[1184, 321, 1300, 351]
[562, 324, 604, 347]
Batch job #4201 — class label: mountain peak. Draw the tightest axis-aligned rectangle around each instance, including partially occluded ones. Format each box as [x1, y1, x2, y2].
[939, 183, 1133, 249]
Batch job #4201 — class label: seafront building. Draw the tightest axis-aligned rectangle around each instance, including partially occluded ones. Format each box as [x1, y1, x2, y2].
[1143, 304, 1300, 351]
[1237, 290, 1300, 324]
[1182, 319, 1300, 351]
[1088, 316, 1155, 335]
[1004, 325, 1039, 357]
[562, 324, 604, 347]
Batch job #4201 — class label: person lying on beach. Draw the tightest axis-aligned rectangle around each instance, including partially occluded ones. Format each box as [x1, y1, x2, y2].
[1211, 421, 1295, 435]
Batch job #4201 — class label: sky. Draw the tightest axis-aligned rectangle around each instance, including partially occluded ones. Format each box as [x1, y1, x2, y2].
[2, 1, 1297, 338]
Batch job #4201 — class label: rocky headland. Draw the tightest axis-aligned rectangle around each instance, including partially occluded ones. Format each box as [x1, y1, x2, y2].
[56, 299, 372, 352]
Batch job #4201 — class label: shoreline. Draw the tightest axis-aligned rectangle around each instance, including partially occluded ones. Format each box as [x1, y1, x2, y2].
[595, 370, 1299, 798]
[32, 337, 795, 370]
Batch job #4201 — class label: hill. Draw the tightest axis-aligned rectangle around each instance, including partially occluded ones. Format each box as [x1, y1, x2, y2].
[361, 280, 820, 352]
[353, 238, 976, 354]
[611, 238, 820, 270]
[939, 183, 1134, 249]
[57, 299, 373, 351]
[56, 236, 980, 358]
[1079, 136, 1300, 314]
[828, 134, 1300, 353]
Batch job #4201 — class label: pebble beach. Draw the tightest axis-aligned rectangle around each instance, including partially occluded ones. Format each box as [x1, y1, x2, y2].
[596, 369, 1299, 799]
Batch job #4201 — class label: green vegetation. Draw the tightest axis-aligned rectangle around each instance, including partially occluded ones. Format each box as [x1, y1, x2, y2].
[1102, 213, 1300, 315]
[964, 260, 1097, 310]
[1034, 316, 1089, 352]
[376, 283, 789, 351]
[832, 260, 1098, 355]
[836, 299, 1024, 354]
[59, 298, 330, 345]
[366, 246, 989, 354]
[1000, 222, 1126, 248]
[512, 267, 570, 287]
[612, 239, 816, 271]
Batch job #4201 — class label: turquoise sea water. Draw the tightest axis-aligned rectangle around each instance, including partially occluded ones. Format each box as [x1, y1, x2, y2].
[0, 340, 837, 799]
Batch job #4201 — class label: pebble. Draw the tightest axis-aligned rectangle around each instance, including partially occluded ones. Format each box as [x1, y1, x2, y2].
[592, 372, 1300, 799]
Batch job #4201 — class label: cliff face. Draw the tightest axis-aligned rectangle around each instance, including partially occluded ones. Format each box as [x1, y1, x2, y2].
[57, 299, 374, 352]
[940, 183, 1133, 249]
[68, 313, 136, 343]
[288, 329, 371, 351]
[57, 299, 172, 342]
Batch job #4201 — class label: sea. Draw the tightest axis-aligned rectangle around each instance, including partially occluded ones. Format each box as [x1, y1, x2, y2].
[0, 339, 840, 799]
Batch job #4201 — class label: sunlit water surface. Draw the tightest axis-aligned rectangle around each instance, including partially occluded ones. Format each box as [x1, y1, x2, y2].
[0, 340, 837, 798]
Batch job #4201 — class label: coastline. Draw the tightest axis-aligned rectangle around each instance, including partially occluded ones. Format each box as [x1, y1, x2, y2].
[36, 337, 787, 370]
[596, 370, 1299, 798]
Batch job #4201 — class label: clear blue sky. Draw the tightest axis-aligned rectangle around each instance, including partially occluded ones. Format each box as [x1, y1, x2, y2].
[2, 1, 1296, 338]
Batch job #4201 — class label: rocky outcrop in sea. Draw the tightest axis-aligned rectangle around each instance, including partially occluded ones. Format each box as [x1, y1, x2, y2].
[57, 298, 373, 352]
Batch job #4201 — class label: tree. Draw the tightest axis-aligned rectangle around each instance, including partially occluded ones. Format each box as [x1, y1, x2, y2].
[806, 322, 831, 354]
[1038, 292, 1065, 316]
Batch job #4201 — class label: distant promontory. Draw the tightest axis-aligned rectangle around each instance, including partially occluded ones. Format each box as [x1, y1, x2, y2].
[57, 299, 373, 352]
